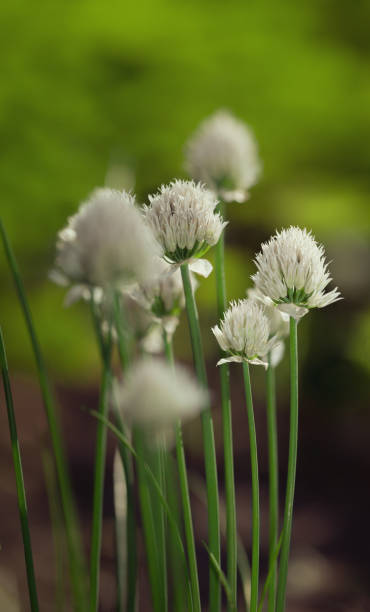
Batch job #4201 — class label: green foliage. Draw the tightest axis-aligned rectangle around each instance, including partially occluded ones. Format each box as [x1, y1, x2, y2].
[1, 0, 369, 379]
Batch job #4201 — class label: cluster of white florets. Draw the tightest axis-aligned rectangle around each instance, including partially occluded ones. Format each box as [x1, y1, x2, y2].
[143, 180, 227, 263]
[131, 260, 187, 337]
[246, 288, 289, 366]
[185, 110, 261, 202]
[52, 188, 161, 292]
[252, 226, 341, 320]
[114, 358, 207, 443]
[212, 299, 279, 367]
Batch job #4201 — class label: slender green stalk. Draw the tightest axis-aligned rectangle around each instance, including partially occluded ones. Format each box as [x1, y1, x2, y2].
[163, 327, 174, 365]
[165, 456, 188, 612]
[112, 290, 137, 612]
[113, 290, 130, 370]
[242, 362, 260, 612]
[163, 328, 201, 612]
[113, 449, 127, 612]
[214, 200, 237, 611]
[276, 317, 299, 612]
[134, 428, 164, 612]
[180, 263, 221, 612]
[42, 449, 66, 612]
[0, 221, 87, 611]
[266, 354, 278, 612]
[113, 409, 137, 612]
[0, 327, 40, 612]
[151, 442, 168, 611]
[257, 533, 283, 612]
[89, 307, 112, 612]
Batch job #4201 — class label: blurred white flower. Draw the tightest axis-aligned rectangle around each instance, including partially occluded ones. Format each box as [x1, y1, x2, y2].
[185, 110, 261, 203]
[251, 227, 341, 320]
[115, 358, 207, 443]
[143, 180, 226, 266]
[52, 188, 161, 293]
[212, 299, 279, 367]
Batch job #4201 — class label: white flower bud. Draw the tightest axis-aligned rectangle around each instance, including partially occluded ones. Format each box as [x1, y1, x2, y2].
[52, 188, 161, 291]
[131, 259, 196, 337]
[185, 110, 261, 203]
[114, 358, 207, 444]
[247, 287, 290, 367]
[212, 299, 279, 367]
[143, 180, 227, 264]
[251, 227, 341, 319]
[247, 288, 289, 338]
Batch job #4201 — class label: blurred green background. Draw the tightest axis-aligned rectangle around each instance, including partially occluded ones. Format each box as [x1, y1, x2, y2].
[1, 1, 370, 609]
[1, 0, 369, 383]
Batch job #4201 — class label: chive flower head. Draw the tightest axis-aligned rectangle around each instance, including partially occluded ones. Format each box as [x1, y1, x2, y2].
[115, 358, 207, 442]
[143, 180, 226, 264]
[251, 226, 341, 319]
[185, 110, 261, 203]
[212, 298, 279, 367]
[247, 287, 289, 366]
[53, 188, 161, 291]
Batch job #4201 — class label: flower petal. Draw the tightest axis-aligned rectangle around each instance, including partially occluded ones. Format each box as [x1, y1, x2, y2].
[189, 258, 213, 278]
[277, 303, 309, 320]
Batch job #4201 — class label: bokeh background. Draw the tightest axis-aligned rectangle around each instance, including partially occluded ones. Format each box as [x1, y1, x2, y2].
[1, 1, 369, 610]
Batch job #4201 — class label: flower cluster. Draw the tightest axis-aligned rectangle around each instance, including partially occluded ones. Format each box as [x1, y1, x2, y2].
[212, 299, 279, 367]
[132, 260, 193, 337]
[246, 288, 289, 367]
[52, 188, 161, 293]
[114, 358, 207, 444]
[143, 180, 226, 265]
[185, 110, 261, 203]
[252, 226, 341, 319]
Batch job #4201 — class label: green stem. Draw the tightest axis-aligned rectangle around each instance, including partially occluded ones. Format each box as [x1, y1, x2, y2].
[113, 290, 130, 370]
[276, 317, 299, 612]
[152, 443, 168, 611]
[242, 363, 260, 612]
[163, 327, 174, 365]
[180, 263, 221, 612]
[113, 409, 137, 612]
[266, 355, 278, 612]
[112, 294, 137, 612]
[89, 308, 112, 612]
[214, 201, 237, 611]
[42, 449, 66, 612]
[163, 328, 201, 612]
[134, 428, 164, 612]
[0, 327, 40, 612]
[165, 456, 189, 612]
[0, 220, 87, 611]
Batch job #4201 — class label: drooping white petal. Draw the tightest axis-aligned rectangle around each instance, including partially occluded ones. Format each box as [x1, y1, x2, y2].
[189, 258, 213, 278]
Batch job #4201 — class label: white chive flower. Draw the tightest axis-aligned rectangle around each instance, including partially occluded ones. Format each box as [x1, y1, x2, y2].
[247, 288, 290, 367]
[52, 188, 162, 293]
[110, 293, 164, 354]
[212, 299, 279, 368]
[114, 358, 207, 443]
[185, 110, 261, 203]
[143, 180, 227, 268]
[251, 226, 341, 320]
[132, 259, 194, 337]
